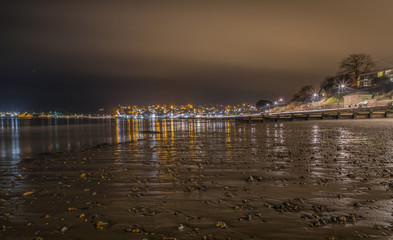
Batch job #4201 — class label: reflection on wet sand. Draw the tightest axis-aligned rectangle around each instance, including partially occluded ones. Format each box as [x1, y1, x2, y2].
[0, 118, 22, 163]
[1, 119, 393, 239]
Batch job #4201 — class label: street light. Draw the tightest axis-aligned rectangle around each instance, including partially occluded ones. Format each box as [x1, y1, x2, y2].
[337, 84, 345, 109]
[313, 93, 319, 103]
[275, 99, 284, 113]
[272, 101, 277, 113]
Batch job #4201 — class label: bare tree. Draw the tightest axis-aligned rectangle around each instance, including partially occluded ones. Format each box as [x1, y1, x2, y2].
[256, 99, 272, 108]
[319, 76, 335, 92]
[339, 53, 375, 84]
[291, 85, 313, 102]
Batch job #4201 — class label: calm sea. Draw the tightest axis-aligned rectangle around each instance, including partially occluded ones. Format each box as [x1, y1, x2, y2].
[0, 118, 233, 163]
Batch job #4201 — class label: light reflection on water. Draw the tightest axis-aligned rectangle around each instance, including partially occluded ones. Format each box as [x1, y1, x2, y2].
[0, 118, 243, 164]
[0, 118, 377, 169]
[3, 118, 393, 236]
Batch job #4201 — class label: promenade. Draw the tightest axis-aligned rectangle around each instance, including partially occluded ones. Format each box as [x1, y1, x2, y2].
[235, 105, 393, 123]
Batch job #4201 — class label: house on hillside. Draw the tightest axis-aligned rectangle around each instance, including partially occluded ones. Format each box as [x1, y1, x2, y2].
[319, 89, 328, 101]
[357, 67, 393, 88]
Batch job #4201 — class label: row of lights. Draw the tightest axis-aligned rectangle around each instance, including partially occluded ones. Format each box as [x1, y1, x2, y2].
[263, 82, 347, 111]
[265, 98, 284, 109]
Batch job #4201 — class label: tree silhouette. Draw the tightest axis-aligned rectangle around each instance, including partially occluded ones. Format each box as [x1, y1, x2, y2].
[339, 53, 375, 84]
[256, 99, 272, 108]
[291, 85, 313, 102]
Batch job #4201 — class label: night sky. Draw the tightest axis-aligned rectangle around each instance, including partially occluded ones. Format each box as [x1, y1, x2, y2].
[2, 0, 393, 111]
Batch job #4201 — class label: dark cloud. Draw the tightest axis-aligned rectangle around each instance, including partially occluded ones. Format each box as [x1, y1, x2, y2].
[1, 0, 393, 111]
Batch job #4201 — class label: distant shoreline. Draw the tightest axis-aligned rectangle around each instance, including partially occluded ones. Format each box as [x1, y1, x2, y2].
[3, 105, 393, 121]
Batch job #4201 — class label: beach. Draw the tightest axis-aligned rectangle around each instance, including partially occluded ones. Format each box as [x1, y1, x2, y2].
[1, 119, 393, 239]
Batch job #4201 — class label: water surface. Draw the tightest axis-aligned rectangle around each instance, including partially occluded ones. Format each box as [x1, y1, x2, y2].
[1, 118, 393, 239]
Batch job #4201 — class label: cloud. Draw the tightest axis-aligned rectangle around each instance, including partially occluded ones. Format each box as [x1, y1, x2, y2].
[1, 0, 393, 109]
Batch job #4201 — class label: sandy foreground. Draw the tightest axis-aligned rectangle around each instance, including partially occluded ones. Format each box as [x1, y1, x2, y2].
[1, 119, 393, 239]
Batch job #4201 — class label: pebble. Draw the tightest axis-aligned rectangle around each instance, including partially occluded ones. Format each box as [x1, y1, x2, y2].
[216, 221, 228, 229]
[178, 224, 184, 231]
[60, 226, 68, 233]
[95, 221, 108, 230]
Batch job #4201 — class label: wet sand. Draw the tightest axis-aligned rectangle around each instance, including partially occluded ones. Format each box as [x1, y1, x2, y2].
[1, 119, 393, 239]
